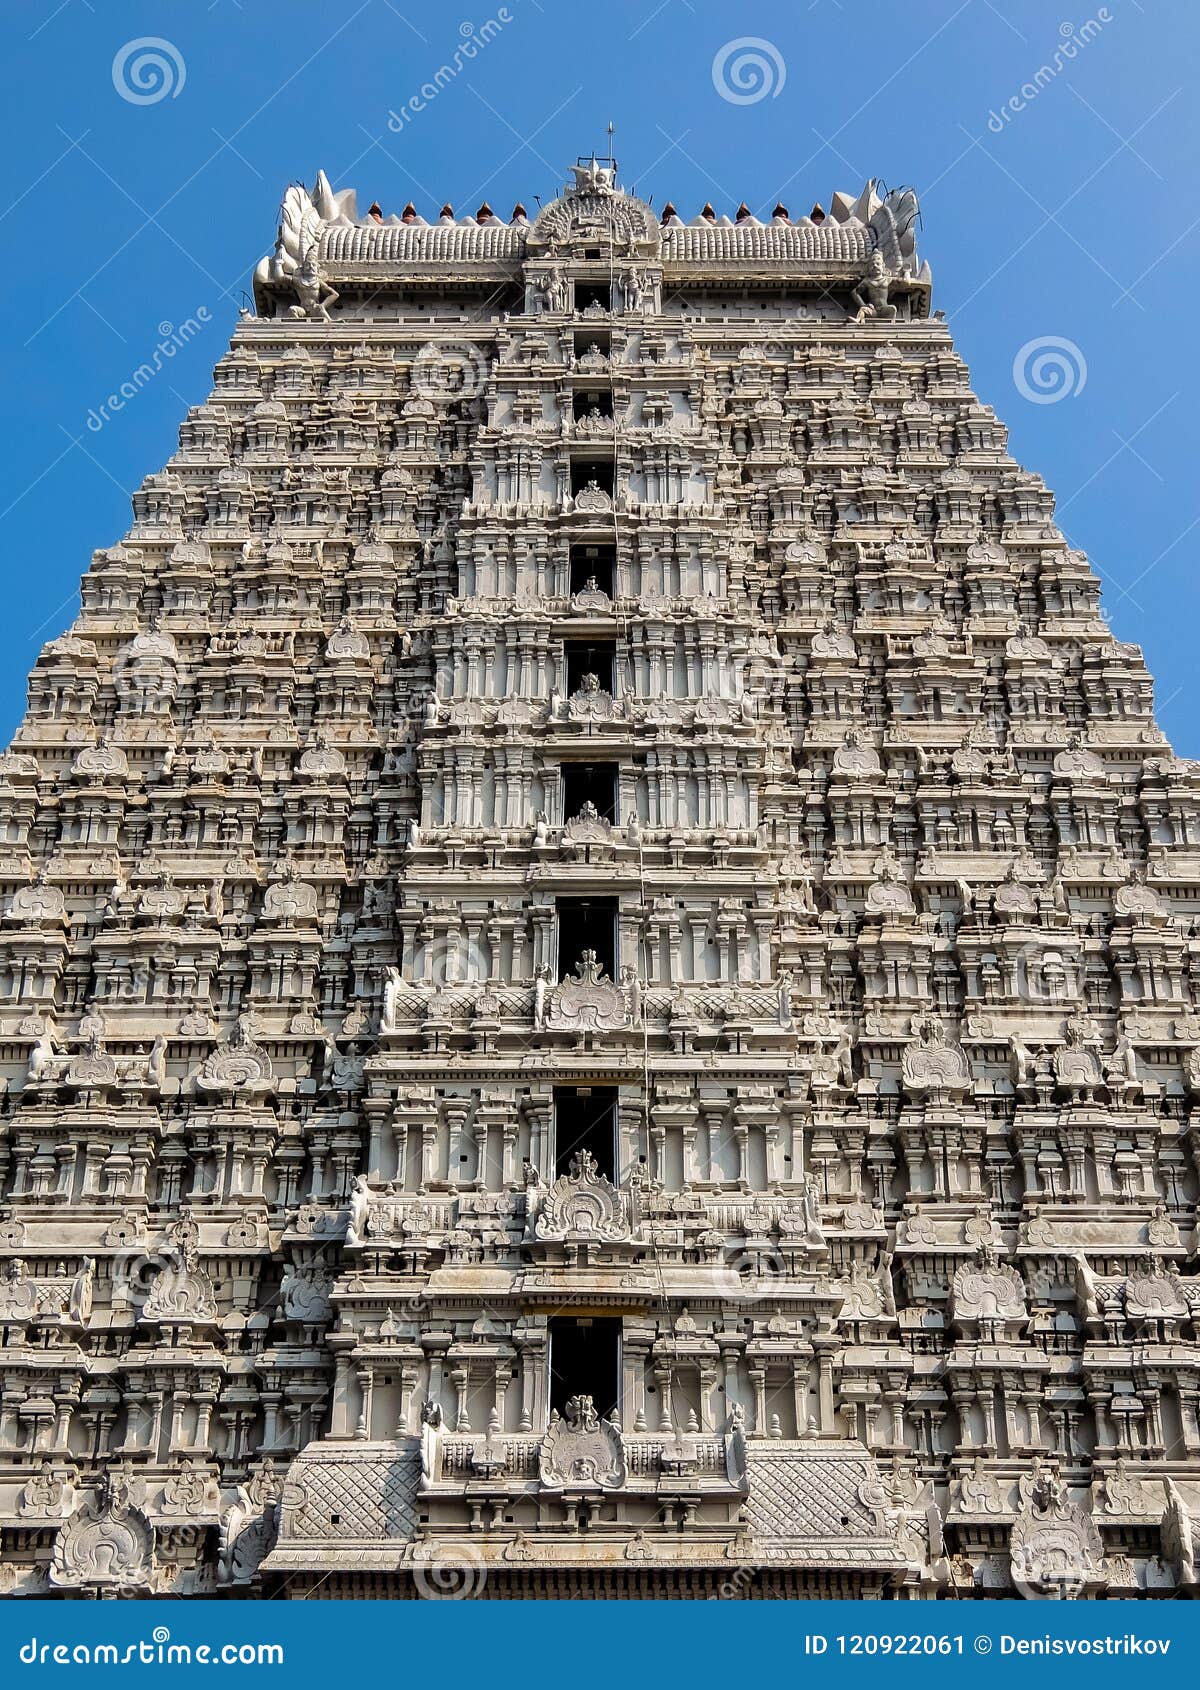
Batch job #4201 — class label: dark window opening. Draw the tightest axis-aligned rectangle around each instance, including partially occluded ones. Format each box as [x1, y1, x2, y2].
[573, 328, 611, 360]
[549, 1315, 620, 1421]
[569, 544, 615, 597]
[556, 894, 617, 982]
[554, 1085, 617, 1178]
[573, 280, 611, 314]
[573, 388, 614, 420]
[570, 458, 614, 497]
[567, 635, 615, 696]
[565, 638, 615, 694]
[561, 761, 618, 823]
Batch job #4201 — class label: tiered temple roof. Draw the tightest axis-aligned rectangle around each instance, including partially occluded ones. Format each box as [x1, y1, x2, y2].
[0, 158, 1195, 1599]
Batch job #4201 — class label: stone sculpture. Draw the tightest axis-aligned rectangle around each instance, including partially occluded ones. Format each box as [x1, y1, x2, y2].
[0, 152, 1190, 1601]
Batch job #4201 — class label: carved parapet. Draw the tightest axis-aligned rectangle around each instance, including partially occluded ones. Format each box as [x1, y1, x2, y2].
[49, 1477, 156, 1594]
[900, 1013, 971, 1100]
[192, 1019, 275, 1100]
[545, 953, 628, 1035]
[1008, 1472, 1105, 1598]
[532, 1152, 632, 1243]
[949, 1246, 1027, 1340]
[538, 1396, 626, 1490]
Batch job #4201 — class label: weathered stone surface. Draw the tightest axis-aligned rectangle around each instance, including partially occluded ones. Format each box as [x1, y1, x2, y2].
[0, 157, 1195, 1599]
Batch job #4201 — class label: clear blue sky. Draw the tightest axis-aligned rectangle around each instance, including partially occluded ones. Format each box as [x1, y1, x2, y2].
[2, 0, 1197, 747]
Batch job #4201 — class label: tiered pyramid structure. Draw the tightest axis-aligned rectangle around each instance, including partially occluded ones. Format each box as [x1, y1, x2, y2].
[0, 155, 1198, 1599]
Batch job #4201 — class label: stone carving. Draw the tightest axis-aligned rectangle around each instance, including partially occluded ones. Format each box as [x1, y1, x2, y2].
[280, 1262, 333, 1322]
[142, 1224, 217, 1326]
[1009, 1470, 1104, 1598]
[7, 872, 66, 926]
[49, 1477, 154, 1593]
[1113, 869, 1166, 919]
[567, 672, 616, 720]
[574, 479, 612, 513]
[832, 727, 881, 777]
[545, 951, 627, 1033]
[533, 1151, 630, 1242]
[950, 1246, 1026, 1338]
[218, 1489, 278, 1585]
[194, 1017, 274, 1096]
[901, 1014, 970, 1098]
[19, 1460, 76, 1519]
[849, 250, 899, 324]
[1053, 736, 1106, 781]
[0, 149, 1189, 1599]
[951, 1456, 1009, 1519]
[161, 1459, 221, 1518]
[865, 847, 915, 916]
[263, 860, 320, 923]
[1053, 1014, 1103, 1096]
[810, 620, 856, 660]
[1096, 1458, 1155, 1518]
[1161, 1480, 1196, 1586]
[538, 1396, 626, 1489]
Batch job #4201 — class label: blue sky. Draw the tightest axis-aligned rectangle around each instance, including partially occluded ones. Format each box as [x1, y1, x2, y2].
[1, 0, 1197, 747]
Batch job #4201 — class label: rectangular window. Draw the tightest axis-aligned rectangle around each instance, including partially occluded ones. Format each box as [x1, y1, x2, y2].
[561, 761, 618, 822]
[573, 388, 613, 420]
[554, 1084, 617, 1178]
[564, 639, 615, 693]
[569, 543, 615, 597]
[573, 280, 611, 314]
[555, 895, 617, 981]
[570, 459, 614, 497]
[548, 1315, 620, 1421]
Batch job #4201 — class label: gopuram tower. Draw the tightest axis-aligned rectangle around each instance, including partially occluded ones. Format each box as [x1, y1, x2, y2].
[0, 155, 1198, 1599]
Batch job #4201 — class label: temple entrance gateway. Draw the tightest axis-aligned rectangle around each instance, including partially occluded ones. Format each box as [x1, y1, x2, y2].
[0, 153, 1191, 1601]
